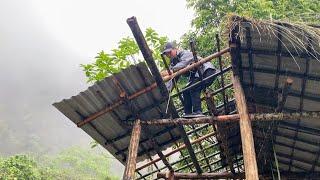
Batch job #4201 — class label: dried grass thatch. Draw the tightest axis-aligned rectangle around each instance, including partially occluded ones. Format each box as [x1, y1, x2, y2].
[225, 15, 320, 69]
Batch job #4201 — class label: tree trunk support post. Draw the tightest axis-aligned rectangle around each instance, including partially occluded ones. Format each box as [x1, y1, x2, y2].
[123, 119, 142, 180]
[229, 23, 259, 179]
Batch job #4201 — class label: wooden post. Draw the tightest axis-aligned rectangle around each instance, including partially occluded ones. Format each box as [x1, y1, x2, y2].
[233, 76, 259, 179]
[230, 23, 259, 180]
[123, 119, 141, 180]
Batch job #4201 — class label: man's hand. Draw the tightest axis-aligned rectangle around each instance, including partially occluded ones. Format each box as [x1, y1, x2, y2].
[160, 70, 172, 77]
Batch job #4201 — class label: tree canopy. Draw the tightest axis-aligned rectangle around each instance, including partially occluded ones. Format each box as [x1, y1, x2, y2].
[81, 28, 168, 83]
[183, 0, 320, 56]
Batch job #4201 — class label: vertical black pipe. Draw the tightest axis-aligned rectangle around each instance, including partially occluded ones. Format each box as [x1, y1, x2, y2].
[216, 34, 229, 114]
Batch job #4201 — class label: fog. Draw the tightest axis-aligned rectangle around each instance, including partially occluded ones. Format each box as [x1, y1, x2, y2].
[0, 0, 193, 175]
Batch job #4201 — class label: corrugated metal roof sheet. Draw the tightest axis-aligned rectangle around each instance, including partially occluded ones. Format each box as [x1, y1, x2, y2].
[53, 62, 181, 164]
[238, 21, 320, 172]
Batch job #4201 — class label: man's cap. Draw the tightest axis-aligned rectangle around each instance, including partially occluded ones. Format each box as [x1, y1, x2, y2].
[162, 42, 175, 54]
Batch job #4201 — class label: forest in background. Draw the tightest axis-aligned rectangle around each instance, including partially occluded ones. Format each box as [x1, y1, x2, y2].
[1, 0, 319, 179]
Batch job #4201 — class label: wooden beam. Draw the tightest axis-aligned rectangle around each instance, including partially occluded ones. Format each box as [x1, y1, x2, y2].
[157, 172, 245, 179]
[127, 16, 202, 174]
[143, 128, 174, 172]
[76, 82, 158, 127]
[230, 24, 259, 180]
[136, 143, 219, 180]
[137, 143, 219, 180]
[241, 66, 320, 82]
[112, 75, 174, 172]
[242, 82, 320, 103]
[128, 112, 320, 125]
[122, 124, 211, 158]
[271, 171, 320, 179]
[123, 119, 141, 180]
[175, 139, 243, 173]
[161, 47, 230, 82]
[171, 66, 232, 98]
[240, 48, 315, 59]
[135, 131, 216, 171]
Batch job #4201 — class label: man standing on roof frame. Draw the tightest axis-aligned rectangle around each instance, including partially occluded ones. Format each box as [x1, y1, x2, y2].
[161, 42, 216, 118]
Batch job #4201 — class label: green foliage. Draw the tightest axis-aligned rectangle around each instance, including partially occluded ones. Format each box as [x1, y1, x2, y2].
[0, 155, 41, 180]
[0, 147, 118, 180]
[81, 28, 168, 83]
[39, 146, 117, 180]
[184, 0, 320, 56]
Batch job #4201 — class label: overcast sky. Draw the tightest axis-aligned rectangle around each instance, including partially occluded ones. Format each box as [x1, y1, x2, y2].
[0, 0, 193, 174]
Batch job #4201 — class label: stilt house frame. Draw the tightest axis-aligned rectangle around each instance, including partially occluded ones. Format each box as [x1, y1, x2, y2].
[54, 15, 320, 179]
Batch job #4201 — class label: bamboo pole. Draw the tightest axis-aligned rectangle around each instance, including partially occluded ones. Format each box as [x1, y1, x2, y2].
[123, 119, 141, 180]
[129, 112, 320, 125]
[162, 47, 230, 82]
[135, 131, 216, 171]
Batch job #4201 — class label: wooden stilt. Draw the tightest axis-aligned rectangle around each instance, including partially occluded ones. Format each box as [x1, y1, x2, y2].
[232, 76, 259, 179]
[123, 119, 141, 180]
[229, 23, 259, 180]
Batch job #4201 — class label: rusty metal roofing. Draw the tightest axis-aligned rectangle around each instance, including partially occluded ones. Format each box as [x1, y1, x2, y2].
[53, 62, 181, 164]
[235, 19, 320, 173]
